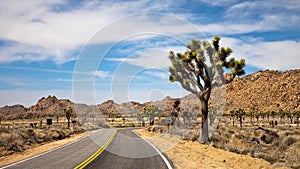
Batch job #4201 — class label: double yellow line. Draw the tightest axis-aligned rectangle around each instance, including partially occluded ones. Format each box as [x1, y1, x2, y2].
[74, 130, 118, 169]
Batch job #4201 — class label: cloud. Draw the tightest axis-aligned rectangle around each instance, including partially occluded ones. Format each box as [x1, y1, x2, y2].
[225, 1, 300, 29]
[143, 70, 169, 79]
[0, 0, 175, 64]
[199, 0, 238, 6]
[107, 46, 186, 68]
[92, 70, 110, 78]
[220, 37, 300, 70]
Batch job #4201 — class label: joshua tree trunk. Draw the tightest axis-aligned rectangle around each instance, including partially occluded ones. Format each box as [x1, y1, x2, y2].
[200, 98, 209, 143]
[67, 118, 70, 128]
[239, 117, 243, 128]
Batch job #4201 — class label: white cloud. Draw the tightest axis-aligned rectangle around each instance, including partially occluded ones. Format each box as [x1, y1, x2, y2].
[225, 0, 300, 29]
[0, 0, 176, 64]
[107, 46, 186, 68]
[92, 70, 110, 78]
[0, 0, 299, 67]
[144, 70, 169, 79]
[220, 37, 300, 70]
[199, 0, 238, 6]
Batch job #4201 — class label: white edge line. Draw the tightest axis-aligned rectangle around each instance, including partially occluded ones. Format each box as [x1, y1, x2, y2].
[0, 134, 88, 169]
[132, 130, 173, 169]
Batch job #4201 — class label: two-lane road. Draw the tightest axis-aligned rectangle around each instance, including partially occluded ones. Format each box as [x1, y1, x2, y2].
[1, 128, 172, 169]
[84, 128, 171, 169]
[1, 129, 115, 169]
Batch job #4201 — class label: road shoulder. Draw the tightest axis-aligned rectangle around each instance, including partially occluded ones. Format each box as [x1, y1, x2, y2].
[134, 128, 285, 169]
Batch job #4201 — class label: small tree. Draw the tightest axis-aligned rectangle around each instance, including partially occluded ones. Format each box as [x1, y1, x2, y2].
[171, 100, 180, 125]
[247, 111, 255, 126]
[27, 112, 34, 121]
[293, 111, 300, 126]
[230, 110, 236, 126]
[255, 113, 260, 125]
[142, 105, 161, 125]
[137, 111, 145, 126]
[235, 108, 246, 128]
[168, 37, 245, 143]
[287, 111, 293, 125]
[265, 111, 270, 123]
[64, 107, 73, 128]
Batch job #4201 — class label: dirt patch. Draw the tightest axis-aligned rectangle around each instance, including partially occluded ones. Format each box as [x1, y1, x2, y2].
[0, 132, 87, 167]
[135, 129, 290, 169]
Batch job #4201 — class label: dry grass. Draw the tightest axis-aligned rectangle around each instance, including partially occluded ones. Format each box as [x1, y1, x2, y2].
[138, 119, 299, 169]
[0, 132, 87, 167]
[135, 128, 290, 169]
[0, 127, 85, 157]
[209, 124, 300, 169]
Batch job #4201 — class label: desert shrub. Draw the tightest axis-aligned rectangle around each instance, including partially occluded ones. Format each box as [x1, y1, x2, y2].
[229, 148, 240, 154]
[223, 133, 232, 139]
[147, 125, 166, 133]
[284, 136, 297, 146]
[182, 130, 199, 141]
[257, 154, 277, 164]
[7, 133, 24, 152]
[0, 132, 10, 147]
[291, 166, 300, 169]
[260, 132, 278, 144]
[234, 134, 244, 140]
[228, 130, 235, 134]
[240, 149, 252, 155]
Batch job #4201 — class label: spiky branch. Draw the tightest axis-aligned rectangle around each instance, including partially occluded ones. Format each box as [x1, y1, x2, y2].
[168, 36, 246, 143]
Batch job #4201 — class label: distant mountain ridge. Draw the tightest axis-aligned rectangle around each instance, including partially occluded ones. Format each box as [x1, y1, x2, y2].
[0, 69, 299, 119]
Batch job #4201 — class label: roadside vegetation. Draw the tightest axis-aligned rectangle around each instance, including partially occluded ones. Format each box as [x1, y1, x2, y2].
[0, 108, 84, 157]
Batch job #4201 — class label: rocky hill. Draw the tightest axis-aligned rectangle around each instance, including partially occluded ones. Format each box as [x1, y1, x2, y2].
[179, 69, 300, 115]
[0, 69, 299, 119]
[28, 95, 73, 116]
[225, 69, 300, 113]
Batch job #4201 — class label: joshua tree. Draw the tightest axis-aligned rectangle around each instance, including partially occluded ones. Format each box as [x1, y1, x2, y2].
[271, 111, 276, 119]
[255, 113, 260, 125]
[168, 36, 245, 143]
[230, 110, 236, 126]
[247, 111, 255, 126]
[171, 100, 180, 125]
[142, 105, 161, 125]
[287, 111, 293, 125]
[27, 112, 34, 120]
[64, 107, 73, 128]
[235, 108, 246, 128]
[137, 111, 145, 126]
[265, 111, 270, 123]
[294, 111, 300, 126]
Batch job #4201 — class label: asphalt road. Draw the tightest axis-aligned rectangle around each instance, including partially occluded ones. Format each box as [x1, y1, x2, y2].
[1, 129, 115, 169]
[1, 128, 171, 169]
[85, 128, 170, 169]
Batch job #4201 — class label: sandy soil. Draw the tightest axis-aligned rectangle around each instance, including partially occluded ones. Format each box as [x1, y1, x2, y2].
[0, 132, 87, 167]
[135, 129, 290, 169]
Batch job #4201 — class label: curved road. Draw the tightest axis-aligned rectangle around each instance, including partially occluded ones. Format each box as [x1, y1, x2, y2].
[1, 128, 171, 169]
[85, 128, 170, 169]
[1, 129, 115, 169]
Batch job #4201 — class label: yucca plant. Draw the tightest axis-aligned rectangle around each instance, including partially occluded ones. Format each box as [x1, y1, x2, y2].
[168, 36, 246, 143]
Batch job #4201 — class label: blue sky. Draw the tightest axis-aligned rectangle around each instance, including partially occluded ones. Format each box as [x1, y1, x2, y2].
[0, 0, 299, 106]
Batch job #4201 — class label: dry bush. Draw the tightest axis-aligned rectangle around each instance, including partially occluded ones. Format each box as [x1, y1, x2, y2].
[182, 130, 199, 141]
[147, 125, 167, 133]
[0, 127, 84, 157]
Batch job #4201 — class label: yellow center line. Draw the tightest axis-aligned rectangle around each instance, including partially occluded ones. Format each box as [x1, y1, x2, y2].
[74, 130, 118, 169]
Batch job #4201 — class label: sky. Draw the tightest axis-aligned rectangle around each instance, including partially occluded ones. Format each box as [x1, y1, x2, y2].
[0, 0, 299, 107]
